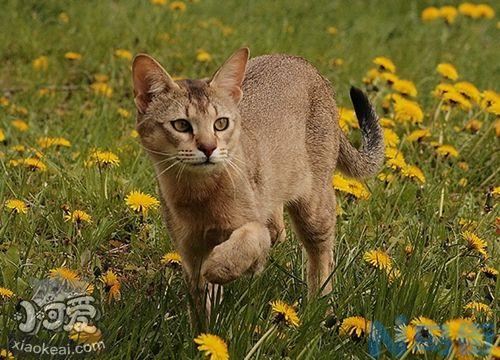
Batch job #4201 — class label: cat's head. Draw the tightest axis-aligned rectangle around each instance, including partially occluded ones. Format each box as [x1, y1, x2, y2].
[132, 48, 249, 176]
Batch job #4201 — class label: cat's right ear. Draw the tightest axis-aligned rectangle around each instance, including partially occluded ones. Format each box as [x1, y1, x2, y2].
[132, 54, 180, 114]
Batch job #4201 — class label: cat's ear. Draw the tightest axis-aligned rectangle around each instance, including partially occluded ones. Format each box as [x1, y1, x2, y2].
[209, 48, 249, 104]
[132, 54, 180, 114]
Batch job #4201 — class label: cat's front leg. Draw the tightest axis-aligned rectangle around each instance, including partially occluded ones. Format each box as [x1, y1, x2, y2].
[201, 222, 271, 284]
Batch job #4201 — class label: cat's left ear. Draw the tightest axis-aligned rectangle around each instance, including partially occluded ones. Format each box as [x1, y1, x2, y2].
[209, 48, 249, 104]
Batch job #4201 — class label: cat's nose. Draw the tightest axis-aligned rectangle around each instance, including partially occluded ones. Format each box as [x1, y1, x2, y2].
[197, 144, 216, 158]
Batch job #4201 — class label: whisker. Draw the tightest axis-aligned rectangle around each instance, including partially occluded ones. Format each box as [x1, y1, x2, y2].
[157, 160, 181, 178]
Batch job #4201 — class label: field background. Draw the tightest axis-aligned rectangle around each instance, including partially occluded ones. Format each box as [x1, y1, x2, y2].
[0, 0, 498, 359]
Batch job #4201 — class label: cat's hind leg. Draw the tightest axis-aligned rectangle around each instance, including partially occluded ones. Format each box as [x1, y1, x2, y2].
[201, 222, 271, 284]
[287, 186, 336, 296]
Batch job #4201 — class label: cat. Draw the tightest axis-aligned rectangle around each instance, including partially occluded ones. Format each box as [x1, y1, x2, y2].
[132, 48, 383, 318]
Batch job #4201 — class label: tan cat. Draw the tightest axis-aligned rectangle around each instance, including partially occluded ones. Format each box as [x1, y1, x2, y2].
[132, 48, 383, 316]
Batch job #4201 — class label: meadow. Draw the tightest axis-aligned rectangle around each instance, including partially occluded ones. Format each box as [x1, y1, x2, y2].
[0, 0, 499, 358]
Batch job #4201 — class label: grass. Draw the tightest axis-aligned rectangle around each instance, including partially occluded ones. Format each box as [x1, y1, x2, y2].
[0, 0, 498, 358]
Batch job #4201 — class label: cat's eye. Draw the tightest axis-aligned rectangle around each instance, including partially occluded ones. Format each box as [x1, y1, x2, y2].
[171, 119, 192, 133]
[214, 117, 229, 131]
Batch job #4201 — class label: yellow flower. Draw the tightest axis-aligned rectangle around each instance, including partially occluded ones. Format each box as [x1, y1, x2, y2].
[332, 174, 371, 199]
[11, 119, 29, 132]
[170, 1, 186, 11]
[495, 120, 500, 138]
[395, 324, 419, 353]
[410, 316, 442, 339]
[458, 162, 469, 171]
[439, 6, 458, 24]
[442, 90, 472, 111]
[459, 3, 481, 19]
[114, 49, 132, 60]
[464, 301, 492, 318]
[436, 63, 459, 80]
[37, 136, 71, 149]
[69, 322, 102, 344]
[373, 56, 396, 73]
[326, 26, 338, 35]
[161, 251, 182, 267]
[476, 4, 495, 19]
[463, 119, 482, 133]
[64, 210, 92, 224]
[194, 334, 229, 360]
[87, 149, 120, 167]
[5, 199, 28, 214]
[407, 128, 430, 142]
[454, 82, 480, 104]
[481, 266, 498, 280]
[101, 270, 121, 302]
[393, 97, 424, 124]
[380, 72, 399, 85]
[196, 49, 212, 62]
[0, 129, 5, 142]
[385, 147, 407, 170]
[22, 157, 47, 171]
[480, 90, 499, 109]
[0, 287, 14, 299]
[458, 178, 468, 187]
[94, 73, 109, 83]
[421, 6, 441, 21]
[363, 249, 392, 271]
[49, 267, 80, 282]
[58, 12, 70, 23]
[339, 316, 371, 338]
[90, 82, 113, 97]
[436, 144, 459, 158]
[401, 165, 425, 184]
[486, 102, 500, 116]
[32, 56, 49, 71]
[130, 130, 139, 138]
[490, 346, 500, 359]
[330, 58, 344, 67]
[338, 107, 358, 132]
[64, 52, 82, 60]
[378, 172, 395, 183]
[443, 318, 484, 357]
[362, 68, 382, 85]
[383, 128, 399, 147]
[270, 300, 300, 327]
[380, 118, 395, 128]
[117, 108, 131, 118]
[125, 190, 160, 215]
[462, 231, 488, 257]
[396, 317, 442, 353]
[150, 0, 166, 4]
[433, 83, 456, 99]
[0, 349, 14, 360]
[393, 79, 417, 97]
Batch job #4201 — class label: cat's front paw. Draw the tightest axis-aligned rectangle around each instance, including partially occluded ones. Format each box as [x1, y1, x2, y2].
[201, 244, 242, 284]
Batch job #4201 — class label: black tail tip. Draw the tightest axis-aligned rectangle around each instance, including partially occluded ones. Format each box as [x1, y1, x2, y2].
[349, 86, 372, 121]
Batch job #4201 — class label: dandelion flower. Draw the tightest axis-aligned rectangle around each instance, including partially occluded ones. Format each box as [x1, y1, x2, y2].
[464, 301, 492, 318]
[362, 68, 382, 85]
[150, 0, 167, 4]
[58, 12, 69, 23]
[32, 56, 49, 71]
[87, 149, 120, 168]
[0, 287, 14, 300]
[459, 3, 481, 18]
[401, 165, 426, 184]
[161, 251, 182, 267]
[338, 108, 358, 132]
[462, 231, 487, 257]
[125, 190, 160, 215]
[117, 108, 131, 118]
[439, 6, 458, 24]
[101, 270, 121, 302]
[332, 174, 371, 199]
[436, 145, 459, 158]
[69, 322, 102, 344]
[383, 128, 399, 147]
[393, 79, 417, 97]
[0, 349, 14, 360]
[395, 324, 419, 353]
[363, 249, 392, 271]
[463, 119, 482, 133]
[480, 90, 499, 109]
[421, 7, 441, 21]
[326, 26, 338, 35]
[64, 210, 92, 224]
[393, 97, 423, 124]
[373, 56, 396, 73]
[196, 49, 212, 63]
[5, 199, 28, 214]
[339, 316, 371, 338]
[406, 129, 430, 142]
[476, 4, 495, 19]
[90, 82, 113, 97]
[0, 129, 5, 142]
[433, 83, 456, 99]
[170, 1, 186, 11]
[443, 318, 484, 358]
[396, 317, 442, 353]
[49, 267, 80, 282]
[380, 118, 395, 128]
[37, 136, 71, 149]
[454, 82, 480, 104]
[410, 316, 442, 339]
[194, 333, 229, 360]
[378, 172, 395, 183]
[480, 266, 498, 280]
[442, 91, 472, 111]
[437, 63, 459, 81]
[270, 300, 300, 327]
[130, 130, 139, 138]
[65, 52, 82, 60]
[114, 49, 132, 60]
[11, 119, 29, 132]
[380, 72, 399, 85]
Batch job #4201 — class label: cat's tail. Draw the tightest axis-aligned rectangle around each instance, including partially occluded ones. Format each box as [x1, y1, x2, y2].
[337, 86, 384, 179]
